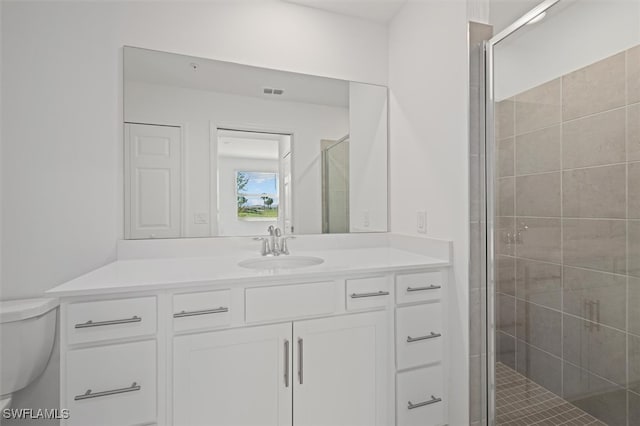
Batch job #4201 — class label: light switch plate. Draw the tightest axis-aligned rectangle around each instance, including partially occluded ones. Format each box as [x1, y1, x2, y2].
[417, 211, 427, 233]
[194, 212, 209, 224]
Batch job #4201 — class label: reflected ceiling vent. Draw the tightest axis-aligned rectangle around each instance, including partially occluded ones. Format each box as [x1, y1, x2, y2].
[263, 87, 284, 95]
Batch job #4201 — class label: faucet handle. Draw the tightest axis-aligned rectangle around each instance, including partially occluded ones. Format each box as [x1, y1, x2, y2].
[280, 235, 295, 255]
[267, 225, 275, 236]
[253, 237, 271, 256]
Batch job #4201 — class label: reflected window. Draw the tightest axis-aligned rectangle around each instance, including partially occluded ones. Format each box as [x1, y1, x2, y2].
[236, 171, 279, 220]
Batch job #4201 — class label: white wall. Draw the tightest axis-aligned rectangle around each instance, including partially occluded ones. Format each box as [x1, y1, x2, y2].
[218, 157, 279, 236]
[126, 81, 349, 235]
[1, 1, 388, 421]
[0, 0, 388, 300]
[490, 0, 542, 33]
[494, 0, 640, 100]
[388, 1, 470, 424]
[349, 82, 388, 232]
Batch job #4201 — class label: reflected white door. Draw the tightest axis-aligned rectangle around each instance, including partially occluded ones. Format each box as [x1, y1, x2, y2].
[125, 123, 181, 239]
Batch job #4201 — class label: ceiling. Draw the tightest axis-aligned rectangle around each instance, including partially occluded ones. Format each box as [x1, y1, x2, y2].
[124, 47, 349, 108]
[284, 0, 408, 24]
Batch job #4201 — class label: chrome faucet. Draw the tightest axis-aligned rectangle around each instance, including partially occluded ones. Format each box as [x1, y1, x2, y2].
[255, 226, 293, 256]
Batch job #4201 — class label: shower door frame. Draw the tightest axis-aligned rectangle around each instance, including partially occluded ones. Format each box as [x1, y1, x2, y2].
[483, 1, 561, 424]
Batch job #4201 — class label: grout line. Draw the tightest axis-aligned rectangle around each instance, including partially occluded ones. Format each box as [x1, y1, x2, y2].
[497, 292, 632, 336]
[559, 77, 565, 398]
[496, 215, 631, 221]
[625, 48, 630, 426]
[506, 161, 632, 179]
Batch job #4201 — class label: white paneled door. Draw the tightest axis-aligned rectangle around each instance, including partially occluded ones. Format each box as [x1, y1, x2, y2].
[125, 123, 182, 239]
[293, 311, 388, 426]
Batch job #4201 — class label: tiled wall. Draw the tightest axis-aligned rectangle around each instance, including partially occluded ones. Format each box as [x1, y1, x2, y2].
[495, 44, 640, 426]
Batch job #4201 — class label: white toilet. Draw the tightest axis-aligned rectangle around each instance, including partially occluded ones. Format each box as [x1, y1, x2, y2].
[0, 298, 58, 410]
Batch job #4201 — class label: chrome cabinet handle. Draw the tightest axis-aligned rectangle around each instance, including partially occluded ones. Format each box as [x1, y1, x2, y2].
[74, 382, 141, 401]
[284, 340, 290, 388]
[74, 316, 141, 329]
[350, 291, 390, 299]
[173, 307, 228, 318]
[298, 338, 304, 385]
[407, 332, 442, 343]
[406, 285, 441, 292]
[407, 395, 442, 410]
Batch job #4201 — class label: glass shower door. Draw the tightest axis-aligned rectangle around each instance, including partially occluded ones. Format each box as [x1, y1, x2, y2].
[322, 137, 350, 234]
[487, 1, 640, 424]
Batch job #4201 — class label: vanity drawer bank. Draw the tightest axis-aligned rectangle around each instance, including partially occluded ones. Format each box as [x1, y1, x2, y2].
[48, 238, 451, 426]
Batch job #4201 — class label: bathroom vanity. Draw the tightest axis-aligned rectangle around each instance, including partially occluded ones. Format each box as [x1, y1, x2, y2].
[48, 235, 451, 426]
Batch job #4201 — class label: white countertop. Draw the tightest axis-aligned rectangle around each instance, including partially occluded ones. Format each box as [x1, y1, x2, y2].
[47, 247, 449, 297]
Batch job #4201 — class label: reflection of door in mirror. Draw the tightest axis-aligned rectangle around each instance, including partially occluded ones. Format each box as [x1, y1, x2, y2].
[124, 123, 183, 239]
[216, 129, 292, 237]
[322, 136, 349, 234]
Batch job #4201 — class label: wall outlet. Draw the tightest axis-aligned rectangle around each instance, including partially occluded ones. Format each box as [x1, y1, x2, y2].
[363, 210, 370, 228]
[417, 211, 427, 233]
[194, 212, 209, 224]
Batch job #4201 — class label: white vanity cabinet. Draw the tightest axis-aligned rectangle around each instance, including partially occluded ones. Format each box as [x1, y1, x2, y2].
[60, 297, 159, 426]
[293, 311, 388, 426]
[173, 310, 388, 426]
[394, 270, 447, 426]
[57, 266, 449, 426]
[173, 323, 292, 426]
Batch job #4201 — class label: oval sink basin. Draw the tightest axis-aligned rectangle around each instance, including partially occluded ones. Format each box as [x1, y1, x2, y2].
[238, 256, 324, 270]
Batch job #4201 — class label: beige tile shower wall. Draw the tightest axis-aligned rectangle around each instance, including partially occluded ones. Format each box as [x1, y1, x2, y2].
[495, 44, 640, 426]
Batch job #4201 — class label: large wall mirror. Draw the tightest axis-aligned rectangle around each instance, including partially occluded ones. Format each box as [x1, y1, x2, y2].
[123, 46, 388, 239]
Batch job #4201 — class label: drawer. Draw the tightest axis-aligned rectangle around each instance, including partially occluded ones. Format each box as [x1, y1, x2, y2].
[173, 290, 231, 332]
[66, 297, 157, 345]
[245, 281, 336, 323]
[396, 271, 444, 305]
[396, 303, 443, 370]
[346, 276, 391, 311]
[65, 340, 156, 426]
[396, 365, 445, 426]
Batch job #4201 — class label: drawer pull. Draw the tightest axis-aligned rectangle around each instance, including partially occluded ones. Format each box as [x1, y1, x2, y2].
[74, 316, 141, 329]
[284, 339, 290, 388]
[74, 382, 141, 401]
[173, 307, 229, 318]
[407, 332, 442, 343]
[298, 338, 304, 385]
[350, 291, 390, 299]
[406, 285, 441, 292]
[407, 395, 442, 410]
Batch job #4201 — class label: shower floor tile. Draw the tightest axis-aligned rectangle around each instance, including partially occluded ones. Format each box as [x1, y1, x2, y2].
[495, 363, 607, 425]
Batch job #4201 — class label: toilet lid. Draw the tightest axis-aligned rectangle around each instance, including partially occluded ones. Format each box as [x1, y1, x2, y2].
[0, 298, 58, 323]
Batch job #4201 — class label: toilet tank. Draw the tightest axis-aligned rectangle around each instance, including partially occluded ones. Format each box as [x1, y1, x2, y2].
[0, 298, 58, 397]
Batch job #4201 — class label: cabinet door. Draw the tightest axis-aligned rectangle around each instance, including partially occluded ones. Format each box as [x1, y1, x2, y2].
[293, 311, 388, 426]
[173, 323, 292, 426]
